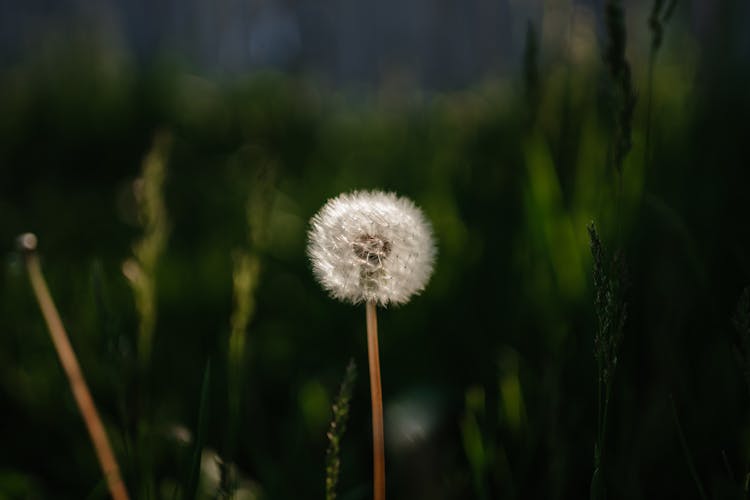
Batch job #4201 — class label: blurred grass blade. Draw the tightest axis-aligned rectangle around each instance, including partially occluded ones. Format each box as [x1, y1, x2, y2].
[461, 386, 488, 500]
[227, 250, 260, 458]
[185, 359, 212, 500]
[669, 395, 707, 500]
[123, 131, 171, 369]
[590, 465, 605, 500]
[603, 0, 636, 174]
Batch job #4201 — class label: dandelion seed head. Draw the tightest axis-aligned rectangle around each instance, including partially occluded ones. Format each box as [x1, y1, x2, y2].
[307, 190, 436, 306]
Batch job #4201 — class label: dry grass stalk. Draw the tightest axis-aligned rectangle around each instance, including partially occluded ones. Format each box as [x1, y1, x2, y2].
[19, 233, 129, 500]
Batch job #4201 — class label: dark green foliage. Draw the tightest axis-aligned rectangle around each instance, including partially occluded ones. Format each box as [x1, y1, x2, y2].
[325, 360, 357, 500]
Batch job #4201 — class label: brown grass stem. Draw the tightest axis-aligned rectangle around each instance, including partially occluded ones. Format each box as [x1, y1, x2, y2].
[19, 234, 130, 500]
[366, 301, 385, 500]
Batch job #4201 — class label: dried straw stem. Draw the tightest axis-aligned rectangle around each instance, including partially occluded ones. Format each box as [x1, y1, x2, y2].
[366, 301, 385, 500]
[21, 236, 129, 500]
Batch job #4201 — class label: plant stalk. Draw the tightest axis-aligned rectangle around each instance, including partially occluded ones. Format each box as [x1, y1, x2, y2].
[366, 301, 386, 500]
[20, 235, 130, 500]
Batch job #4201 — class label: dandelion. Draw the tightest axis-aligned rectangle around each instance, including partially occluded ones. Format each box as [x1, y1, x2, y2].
[308, 190, 436, 500]
[308, 190, 435, 307]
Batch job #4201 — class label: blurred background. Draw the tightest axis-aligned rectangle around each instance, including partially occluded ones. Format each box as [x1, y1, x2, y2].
[2, 0, 750, 498]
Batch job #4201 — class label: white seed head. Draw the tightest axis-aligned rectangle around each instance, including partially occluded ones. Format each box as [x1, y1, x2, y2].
[307, 190, 436, 306]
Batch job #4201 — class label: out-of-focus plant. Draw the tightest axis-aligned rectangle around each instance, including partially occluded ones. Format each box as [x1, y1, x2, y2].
[122, 132, 171, 369]
[184, 361, 211, 500]
[226, 164, 274, 465]
[227, 250, 259, 438]
[644, 0, 678, 170]
[461, 386, 490, 500]
[589, 2, 637, 495]
[603, 0, 636, 177]
[121, 131, 171, 498]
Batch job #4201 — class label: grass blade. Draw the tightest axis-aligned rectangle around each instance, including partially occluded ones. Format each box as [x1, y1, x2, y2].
[185, 359, 212, 500]
[669, 395, 707, 500]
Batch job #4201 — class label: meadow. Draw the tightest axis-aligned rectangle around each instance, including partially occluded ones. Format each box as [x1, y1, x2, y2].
[1, 2, 750, 498]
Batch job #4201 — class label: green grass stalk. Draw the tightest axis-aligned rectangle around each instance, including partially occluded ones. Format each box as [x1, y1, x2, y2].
[121, 132, 171, 498]
[325, 360, 357, 500]
[227, 250, 260, 460]
[123, 132, 171, 369]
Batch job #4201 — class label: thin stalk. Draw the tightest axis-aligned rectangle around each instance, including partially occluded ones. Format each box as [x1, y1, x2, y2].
[366, 301, 386, 500]
[19, 234, 129, 500]
[669, 395, 708, 500]
[600, 383, 613, 459]
[643, 51, 656, 174]
[616, 170, 624, 246]
[596, 364, 603, 443]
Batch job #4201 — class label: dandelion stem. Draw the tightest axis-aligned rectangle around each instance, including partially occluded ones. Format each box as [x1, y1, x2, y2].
[366, 301, 386, 500]
[19, 234, 129, 500]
